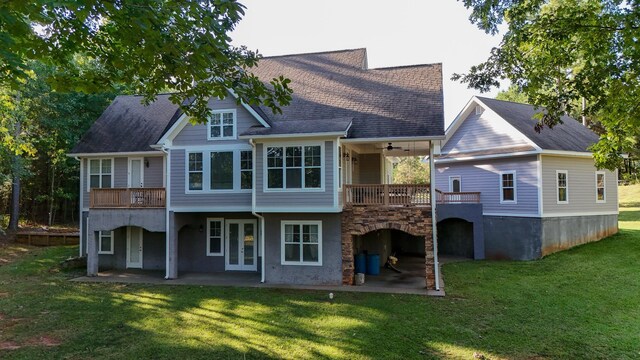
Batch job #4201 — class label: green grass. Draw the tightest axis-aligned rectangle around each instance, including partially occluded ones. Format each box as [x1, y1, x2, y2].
[619, 183, 640, 207]
[1, 210, 640, 359]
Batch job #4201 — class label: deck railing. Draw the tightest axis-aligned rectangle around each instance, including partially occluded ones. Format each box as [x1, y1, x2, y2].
[435, 189, 481, 204]
[343, 184, 431, 206]
[90, 188, 166, 208]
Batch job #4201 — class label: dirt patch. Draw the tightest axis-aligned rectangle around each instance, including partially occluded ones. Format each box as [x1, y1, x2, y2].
[0, 341, 22, 350]
[27, 336, 62, 347]
[0, 292, 8, 298]
[0, 245, 33, 266]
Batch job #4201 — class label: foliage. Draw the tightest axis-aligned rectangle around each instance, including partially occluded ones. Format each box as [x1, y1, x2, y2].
[454, 0, 640, 170]
[0, 206, 639, 358]
[392, 157, 429, 184]
[495, 84, 529, 104]
[0, 0, 292, 133]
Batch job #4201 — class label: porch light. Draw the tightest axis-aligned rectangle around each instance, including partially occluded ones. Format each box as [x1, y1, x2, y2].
[342, 152, 350, 161]
[145, 159, 150, 168]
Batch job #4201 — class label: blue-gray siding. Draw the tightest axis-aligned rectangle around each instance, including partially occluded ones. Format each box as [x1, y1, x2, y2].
[172, 97, 262, 146]
[255, 141, 335, 210]
[442, 111, 530, 154]
[169, 148, 252, 209]
[435, 155, 539, 215]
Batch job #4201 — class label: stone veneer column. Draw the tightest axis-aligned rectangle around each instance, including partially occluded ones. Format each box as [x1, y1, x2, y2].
[341, 206, 436, 290]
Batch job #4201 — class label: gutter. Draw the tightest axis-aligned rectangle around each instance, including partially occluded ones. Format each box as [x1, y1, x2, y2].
[250, 139, 266, 283]
[158, 145, 171, 280]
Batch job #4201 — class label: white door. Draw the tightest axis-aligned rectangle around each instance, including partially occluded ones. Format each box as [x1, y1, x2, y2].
[129, 158, 144, 188]
[225, 220, 257, 271]
[126, 227, 143, 268]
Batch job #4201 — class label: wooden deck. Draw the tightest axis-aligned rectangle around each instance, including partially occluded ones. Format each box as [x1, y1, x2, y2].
[343, 184, 431, 206]
[435, 189, 481, 204]
[90, 188, 166, 208]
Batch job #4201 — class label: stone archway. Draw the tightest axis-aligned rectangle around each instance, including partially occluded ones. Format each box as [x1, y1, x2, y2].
[341, 206, 434, 289]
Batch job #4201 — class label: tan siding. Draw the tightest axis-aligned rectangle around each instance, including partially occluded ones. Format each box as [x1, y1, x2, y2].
[541, 155, 618, 215]
[173, 97, 261, 146]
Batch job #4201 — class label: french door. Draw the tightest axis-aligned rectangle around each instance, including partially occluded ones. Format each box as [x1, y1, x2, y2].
[225, 220, 257, 271]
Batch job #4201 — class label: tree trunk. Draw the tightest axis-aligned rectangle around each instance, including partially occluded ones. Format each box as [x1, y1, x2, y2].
[48, 163, 55, 226]
[8, 123, 21, 232]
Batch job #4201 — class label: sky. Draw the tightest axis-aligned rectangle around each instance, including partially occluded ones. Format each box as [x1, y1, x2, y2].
[230, 0, 506, 126]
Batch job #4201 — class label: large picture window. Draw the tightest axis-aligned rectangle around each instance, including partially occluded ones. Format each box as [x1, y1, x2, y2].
[188, 152, 203, 190]
[207, 218, 224, 256]
[208, 110, 236, 140]
[88, 159, 112, 190]
[210, 151, 233, 190]
[557, 170, 568, 204]
[98, 231, 114, 255]
[596, 171, 606, 203]
[281, 221, 322, 265]
[500, 171, 516, 203]
[267, 145, 322, 190]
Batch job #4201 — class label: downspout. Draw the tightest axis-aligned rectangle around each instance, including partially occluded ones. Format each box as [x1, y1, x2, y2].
[250, 139, 266, 283]
[159, 146, 171, 280]
[74, 156, 83, 257]
[429, 142, 440, 291]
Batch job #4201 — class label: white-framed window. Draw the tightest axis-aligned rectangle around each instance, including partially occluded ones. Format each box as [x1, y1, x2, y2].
[596, 171, 606, 203]
[208, 109, 236, 140]
[500, 171, 516, 203]
[98, 231, 114, 255]
[207, 218, 224, 256]
[88, 158, 113, 191]
[266, 145, 322, 190]
[185, 149, 252, 192]
[240, 150, 253, 190]
[281, 221, 322, 266]
[210, 151, 233, 190]
[557, 170, 568, 204]
[188, 152, 204, 190]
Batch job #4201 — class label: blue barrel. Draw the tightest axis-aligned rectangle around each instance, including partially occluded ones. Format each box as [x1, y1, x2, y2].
[354, 254, 366, 274]
[367, 254, 380, 275]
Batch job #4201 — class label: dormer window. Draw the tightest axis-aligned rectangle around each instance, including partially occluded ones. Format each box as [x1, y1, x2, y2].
[208, 109, 236, 140]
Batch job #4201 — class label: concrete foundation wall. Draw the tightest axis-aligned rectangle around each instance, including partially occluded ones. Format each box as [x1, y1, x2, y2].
[541, 214, 618, 256]
[175, 212, 260, 273]
[88, 209, 166, 232]
[437, 204, 485, 260]
[263, 213, 342, 285]
[483, 216, 542, 260]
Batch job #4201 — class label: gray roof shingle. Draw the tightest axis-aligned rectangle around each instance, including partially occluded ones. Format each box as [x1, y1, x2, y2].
[72, 49, 445, 154]
[70, 94, 180, 154]
[241, 117, 352, 137]
[477, 97, 600, 152]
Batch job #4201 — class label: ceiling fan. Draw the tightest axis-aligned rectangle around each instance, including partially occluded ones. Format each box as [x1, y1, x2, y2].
[376, 142, 403, 151]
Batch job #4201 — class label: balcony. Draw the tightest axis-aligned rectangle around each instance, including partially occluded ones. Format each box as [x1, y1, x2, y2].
[343, 184, 431, 207]
[90, 188, 166, 208]
[435, 189, 481, 204]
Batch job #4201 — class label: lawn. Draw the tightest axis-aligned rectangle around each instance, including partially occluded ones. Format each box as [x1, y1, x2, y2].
[1, 210, 639, 359]
[619, 183, 640, 207]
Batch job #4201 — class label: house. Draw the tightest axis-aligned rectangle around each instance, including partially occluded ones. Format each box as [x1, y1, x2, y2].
[69, 48, 446, 291]
[434, 96, 619, 260]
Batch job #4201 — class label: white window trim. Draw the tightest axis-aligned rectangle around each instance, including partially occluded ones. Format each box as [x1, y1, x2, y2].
[595, 171, 606, 203]
[556, 170, 569, 204]
[280, 220, 323, 266]
[240, 150, 253, 190]
[499, 170, 517, 204]
[263, 141, 325, 192]
[98, 230, 114, 255]
[337, 145, 343, 190]
[207, 109, 237, 140]
[448, 175, 461, 192]
[184, 147, 253, 194]
[206, 218, 224, 256]
[87, 158, 114, 192]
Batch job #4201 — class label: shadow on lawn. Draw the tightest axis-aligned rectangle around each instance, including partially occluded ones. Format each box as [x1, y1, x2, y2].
[3, 225, 640, 359]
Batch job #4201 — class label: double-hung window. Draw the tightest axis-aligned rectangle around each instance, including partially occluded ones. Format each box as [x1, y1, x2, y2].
[338, 146, 343, 189]
[500, 171, 516, 203]
[188, 153, 203, 190]
[281, 221, 322, 265]
[88, 159, 112, 190]
[98, 231, 114, 255]
[267, 145, 322, 190]
[207, 218, 224, 256]
[240, 151, 253, 189]
[595, 171, 606, 203]
[557, 170, 568, 204]
[208, 110, 236, 140]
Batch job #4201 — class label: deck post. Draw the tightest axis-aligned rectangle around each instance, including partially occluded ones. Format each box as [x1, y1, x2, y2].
[166, 211, 178, 279]
[87, 229, 99, 276]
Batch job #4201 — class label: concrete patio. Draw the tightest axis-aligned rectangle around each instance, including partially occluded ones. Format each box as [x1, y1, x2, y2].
[71, 265, 446, 296]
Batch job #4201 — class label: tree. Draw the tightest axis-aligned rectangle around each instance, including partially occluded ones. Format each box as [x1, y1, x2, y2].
[454, 0, 640, 169]
[0, 1, 292, 140]
[392, 157, 430, 185]
[495, 85, 529, 104]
